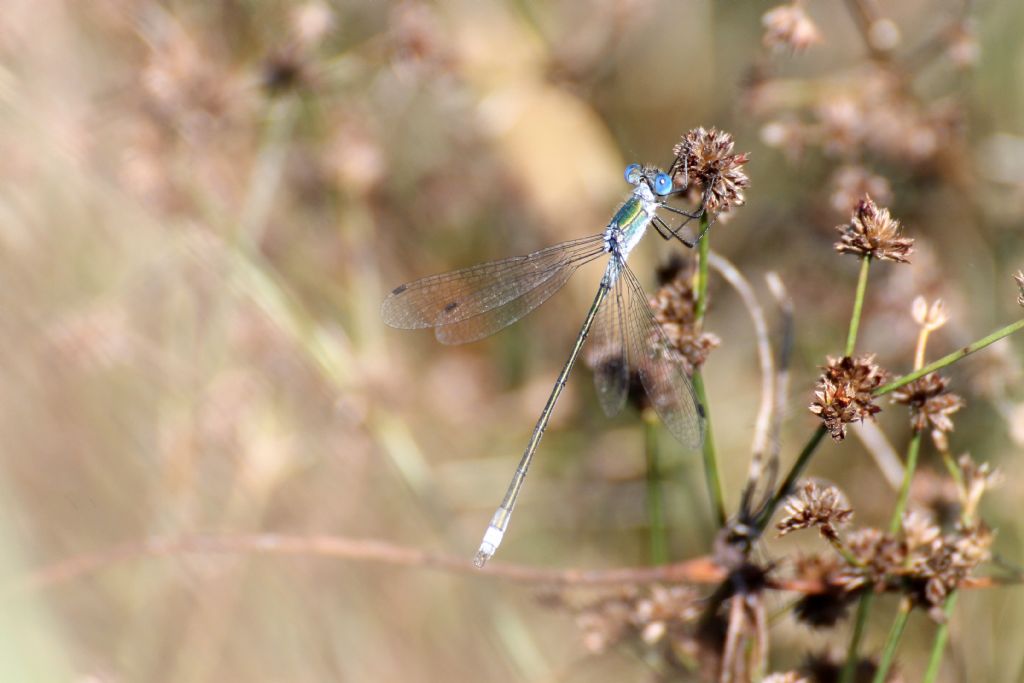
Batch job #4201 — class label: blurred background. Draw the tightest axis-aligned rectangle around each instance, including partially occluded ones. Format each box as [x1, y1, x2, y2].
[1, 0, 1024, 681]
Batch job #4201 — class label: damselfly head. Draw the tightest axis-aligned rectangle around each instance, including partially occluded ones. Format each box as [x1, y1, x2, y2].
[623, 164, 674, 196]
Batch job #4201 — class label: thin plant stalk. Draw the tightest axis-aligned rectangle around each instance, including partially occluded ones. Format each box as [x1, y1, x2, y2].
[846, 256, 871, 356]
[693, 213, 726, 527]
[872, 598, 913, 683]
[888, 432, 922, 533]
[644, 410, 669, 565]
[875, 317, 1024, 396]
[923, 591, 959, 683]
[839, 591, 876, 683]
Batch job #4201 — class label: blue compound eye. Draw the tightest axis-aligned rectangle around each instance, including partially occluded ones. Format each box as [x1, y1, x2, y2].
[653, 173, 673, 195]
[624, 164, 642, 184]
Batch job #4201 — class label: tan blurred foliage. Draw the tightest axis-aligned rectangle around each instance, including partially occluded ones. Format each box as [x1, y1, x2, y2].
[1, 1, 1024, 682]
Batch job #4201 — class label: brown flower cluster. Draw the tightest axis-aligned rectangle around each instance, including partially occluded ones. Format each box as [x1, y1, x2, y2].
[809, 355, 888, 441]
[762, 4, 822, 52]
[835, 196, 914, 263]
[777, 481, 854, 542]
[750, 65, 962, 168]
[957, 453, 1003, 522]
[777, 454, 1001, 620]
[835, 514, 993, 615]
[564, 584, 701, 655]
[891, 373, 964, 448]
[671, 127, 750, 214]
[649, 272, 720, 375]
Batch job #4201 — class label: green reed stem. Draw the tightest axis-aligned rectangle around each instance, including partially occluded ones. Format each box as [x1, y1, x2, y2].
[644, 411, 669, 565]
[923, 591, 958, 683]
[692, 373, 725, 528]
[888, 432, 922, 533]
[695, 214, 712, 323]
[839, 591, 876, 683]
[694, 214, 726, 527]
[846, 257, 871, 356]
[875, 317, 1024, 396]
[872, 598, 912, 683]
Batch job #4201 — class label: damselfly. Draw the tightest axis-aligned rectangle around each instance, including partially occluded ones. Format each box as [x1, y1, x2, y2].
[382, 163, 710, 567]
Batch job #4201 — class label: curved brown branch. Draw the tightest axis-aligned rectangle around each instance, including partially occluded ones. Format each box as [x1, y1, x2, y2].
[8, 533, 1015, 599]
[6, 534, 727, 596]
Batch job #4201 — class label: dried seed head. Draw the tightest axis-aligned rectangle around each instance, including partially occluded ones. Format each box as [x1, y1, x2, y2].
[649, 272, 720, 374]
[901, 510, 941, 552]
[911, 297, 949, 332]
[891, 373, 964, 443]
[1014, 271, 1024, 308]
[838, 528, 905, 590]
[777, 481, 854, 541]
[671, 127, 750, 214]
[835, 516, 994, 615]
[835, 196, 914, 263]
[957, 454, 1002, 520]
[809, 355, 888, 441]
[565, 584, 701, 655]
[762, 4, 823, 52]
[915, 522, 993, 613]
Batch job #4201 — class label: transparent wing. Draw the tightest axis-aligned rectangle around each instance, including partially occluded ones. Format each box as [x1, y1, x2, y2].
[585, 272, 629, 417]
[434, 257, 585, 345]
[381, 235, 606, 338]
[621, 262, 706, 450]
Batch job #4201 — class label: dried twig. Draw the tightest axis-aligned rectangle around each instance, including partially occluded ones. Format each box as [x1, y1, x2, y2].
[708, 252, 774, 490]
[11, 533, 1012, 600]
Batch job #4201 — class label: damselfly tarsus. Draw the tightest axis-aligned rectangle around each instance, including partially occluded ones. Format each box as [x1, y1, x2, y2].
[382, 163, 710, 567]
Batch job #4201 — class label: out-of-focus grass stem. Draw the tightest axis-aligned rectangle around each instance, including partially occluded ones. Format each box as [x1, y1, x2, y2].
[839, 591, 875, 683]
[871, 597, 912, 683]
[923, 592, 959, 683]
[888, 432, 921, 533]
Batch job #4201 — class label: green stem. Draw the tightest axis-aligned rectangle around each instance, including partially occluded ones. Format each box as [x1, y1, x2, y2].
[694, 214, 726, 527]
[644, 411, 669, 565]
[695, 214, 712, 323]
[839, 591, 875, 683]
[888, 432, 922, 533]
[875, 317, 1024, 396]
[940, 449, 964, 489]
[756, 425, 827, 531]
[872, 599, 912, 683]
[846, 256, 871, 356]
[923, 592, 959, 683]
[693, 372, 726, 527]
